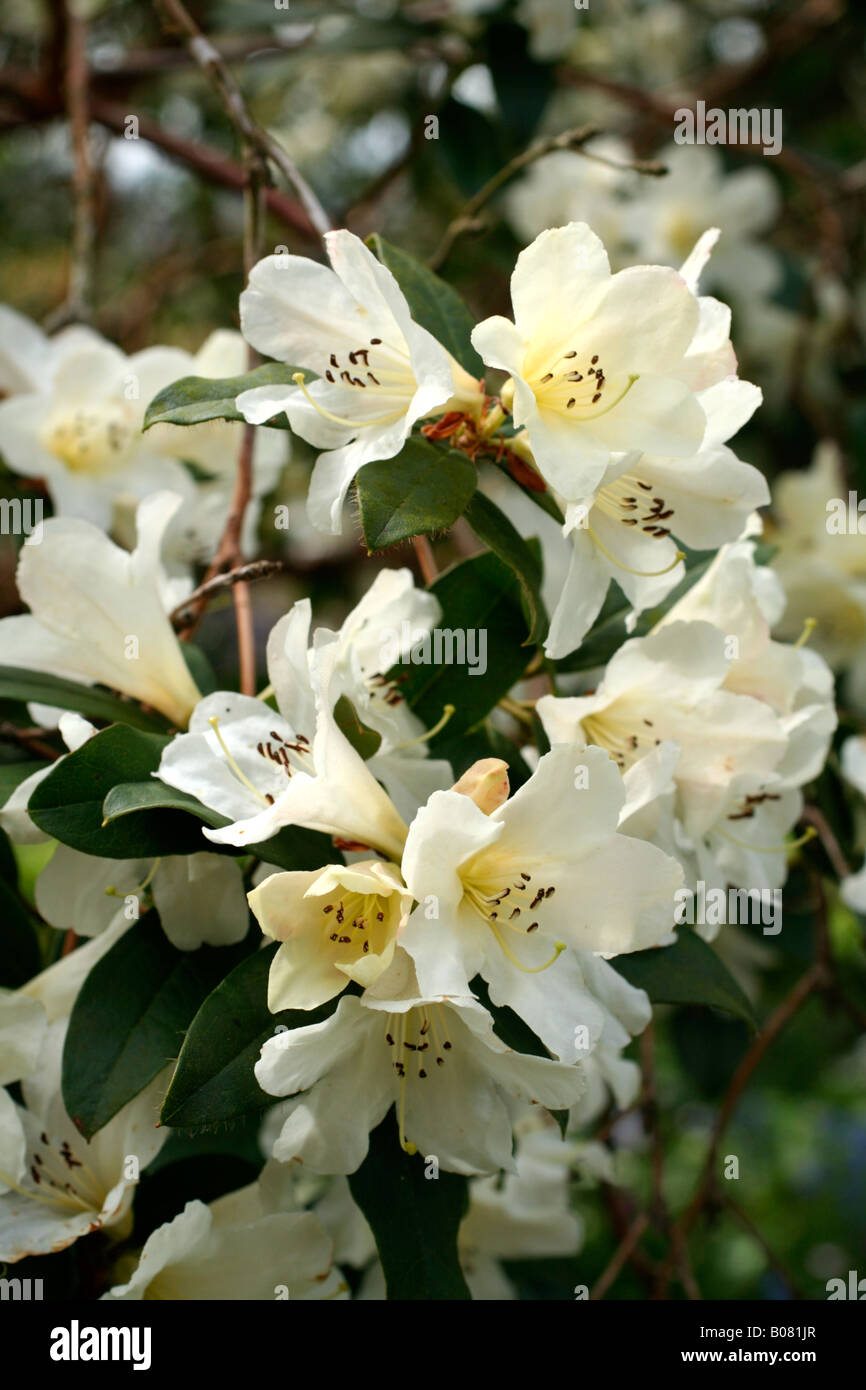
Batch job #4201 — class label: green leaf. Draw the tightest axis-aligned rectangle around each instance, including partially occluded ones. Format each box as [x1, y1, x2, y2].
[471, 976, 567, 1137]
[367, 234, 484, 377]
[555, 549, 716, 673]
[333, 695, 382, 760]
[0, 667, 168, 732]
[62, 913, 254, 1139]
[348, 1109, 471, 1300]
[614, 929, 758, 1029]
[464, 490, 547, 644]
[0, 837, 40, 988]
[356, 438, 477, 551]
[28, 725, 207, 859]
[143, 363, 300, 431]
[0, 759, 43, 801]
[394, 551, 531, 743]
[101, 777, 335, 873]
[160, 944, 337, 1130]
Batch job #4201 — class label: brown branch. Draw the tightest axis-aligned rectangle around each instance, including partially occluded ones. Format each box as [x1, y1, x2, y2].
[0, 67, 320, 242]
[429, 124, 607, 271]
[723, 1195, 805, 1299]
[591, 1212, 650, 1300]
[170, 560, 287, 629]
[655, 962, 825, 1296]
[412, 535, 438, 586]
[153, 0, 331, 240]
[0, 722, 61, 762]
[45, 6, 96, 328]
[801, 803, 852, 881]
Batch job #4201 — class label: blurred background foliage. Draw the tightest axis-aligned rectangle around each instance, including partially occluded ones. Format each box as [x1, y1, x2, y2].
[0, 0, 865, 1299]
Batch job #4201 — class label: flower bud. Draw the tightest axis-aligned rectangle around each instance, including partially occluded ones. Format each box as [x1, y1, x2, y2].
[452, 758, 510, 814]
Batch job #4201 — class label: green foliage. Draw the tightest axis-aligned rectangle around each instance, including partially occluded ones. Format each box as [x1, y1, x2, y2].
[143, 363, 298, 431]
[348, 1109, 471, 1301]
[62, 912, 254, 1139]
[356, 438, 477, 551]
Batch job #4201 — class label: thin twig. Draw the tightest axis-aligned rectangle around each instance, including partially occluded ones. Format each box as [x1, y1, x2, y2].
[655, 963, 825, 1296]
[429, 124, 602, 271]
[170, 560, 287, 629]
[801, 803, 851, 880]
[591, 1212, 650, 1300]
[413, 535, 438, 586]
[153, 0, 331, 241]
[723, 1195, 805, 1299]
[46, 6, 96, 327]
[0, 723, 61, 762]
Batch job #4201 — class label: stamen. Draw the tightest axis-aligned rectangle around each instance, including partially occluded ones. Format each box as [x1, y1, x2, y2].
[207, 716, 269, 804]
[587, 525, 686, 577]
[793, 617, 817, 649]
[715, 825, 817, 854]
[487, 921, 566, 973]
[392, 703, 455, 751]
[291, 373, 407, 431]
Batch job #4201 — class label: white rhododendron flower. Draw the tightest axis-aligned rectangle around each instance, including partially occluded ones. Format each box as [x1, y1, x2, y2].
[158, 585, 447, 857]
[250, 859, 413, 1010]
[0, 321, 284, 538]
[538, 621, 788, 841]
[0, 1022, 166, 1261]
[0, 492, 202, 727]
[265, 570, 454, 821]
[0, 711, 94, 844]
[399, 746, 682, 1060]
[769, 442, 866, 703]
[104, 1187, 345, 1301]
[504, 137, 637, 250]
[470, 221, 707, 501]
[34, 847, 249, 951]
[545, 376, 769, 656]
[622, 144, 781, 299]
[237, 229, 484, 532]
[255, 949, 585, 1176]
[0, 992, 47, 1089]
[0, 328, 191, 530]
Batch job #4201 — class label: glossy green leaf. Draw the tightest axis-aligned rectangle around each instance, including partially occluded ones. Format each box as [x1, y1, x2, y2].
[464, 490, 547, 644]
[62, 912, 254, 1139]
[348, 1109, 471, 1300]
[160, 944, 338, 1130]
[367, 234, 484, 377]
[28, 725, 206, 859]
[143, 362, 300, 431]
[614, 929, 758, 1029]
[394, 551, 531, 743]
[356, 438, 477, 551]
[101, 777, 335, 873]
[0, 667, 168, 732]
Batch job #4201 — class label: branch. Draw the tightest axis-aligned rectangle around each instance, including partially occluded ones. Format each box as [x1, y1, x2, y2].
[429, 123, 607, 271]
[655, 962, 825, 1296]
[590, 1212, 650, 1300]
[170, 560, 287, 630]
[153, 0, 331, 241]
[45, 5, 96, 328]
[0, 723, 61, 762]
[801, 803, 852, 881]
[412, 535, 438, 586]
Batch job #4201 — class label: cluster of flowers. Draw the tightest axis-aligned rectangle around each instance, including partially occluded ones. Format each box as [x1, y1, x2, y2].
[0, 214, 841, 1297]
